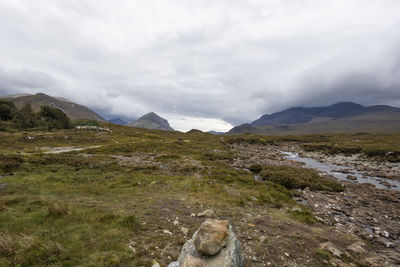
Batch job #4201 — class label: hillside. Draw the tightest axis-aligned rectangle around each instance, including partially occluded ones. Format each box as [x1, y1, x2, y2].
[0, 93, 106, 122]
[127, 112, 174, 131]
[229, 102, 400, 135]
[108, 118, 128, 125]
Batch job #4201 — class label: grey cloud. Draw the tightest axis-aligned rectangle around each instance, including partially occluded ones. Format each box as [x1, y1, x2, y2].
[0, 0, 399, 130]
[0, 68, 65, 95]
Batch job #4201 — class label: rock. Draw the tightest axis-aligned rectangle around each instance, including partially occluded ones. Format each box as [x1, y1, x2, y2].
[194, 219, 229, 256]
[0, 184, 6, 191]
[197, 209, 214, 218]
[258, 235, 267, 243]
[346, 175, 357, 181]
[182, 255, 205, 267]
[181, 227, 189, 236]
[178, 220, 244, 267]
[363, 257, 383, 266]
[168, 262, 180, 267]
[347, 241, 367, 255]
[174, 218, 180, 226]
[381, 231, 389, 238]
[152, 261, 161, 267]
[163, 229, 173, 235]
[320, 242, 343, 257]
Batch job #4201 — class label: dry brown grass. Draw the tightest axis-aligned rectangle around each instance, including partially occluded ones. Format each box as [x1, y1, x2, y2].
[0, 233, 17, 266]
[47, 201, 69, 217]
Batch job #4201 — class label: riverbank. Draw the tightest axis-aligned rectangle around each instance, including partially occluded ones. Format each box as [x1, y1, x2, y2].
[230, 142, 400, 266]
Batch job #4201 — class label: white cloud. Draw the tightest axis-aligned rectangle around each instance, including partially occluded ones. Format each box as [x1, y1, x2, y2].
[165, 114, 233, 132]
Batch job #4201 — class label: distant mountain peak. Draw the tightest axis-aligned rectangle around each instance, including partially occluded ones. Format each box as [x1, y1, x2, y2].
[228, 101, 400, 135]
[127, 112, 174, 131]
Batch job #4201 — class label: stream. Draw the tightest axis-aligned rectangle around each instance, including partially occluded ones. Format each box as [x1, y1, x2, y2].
[280, 151, 400, 191]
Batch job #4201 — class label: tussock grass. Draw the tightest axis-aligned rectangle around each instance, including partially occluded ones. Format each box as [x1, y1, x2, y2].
[260, 165, 344, 192]
[0, 233, 17, 266]
[47, 201, 69, 217]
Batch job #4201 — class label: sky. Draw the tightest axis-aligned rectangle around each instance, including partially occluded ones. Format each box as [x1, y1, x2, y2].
[0, 0, 399, 132]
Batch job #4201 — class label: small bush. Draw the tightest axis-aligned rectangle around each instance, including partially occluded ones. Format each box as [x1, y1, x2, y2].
[120, 215, 141, 232]
[315, 248, 331, 260]
[0, 154, 24, 173]
[47, 201, 69, 217]
[249, 164, 262, 173]
[260, 165, 344, 192]
[0, 233, 17, 266]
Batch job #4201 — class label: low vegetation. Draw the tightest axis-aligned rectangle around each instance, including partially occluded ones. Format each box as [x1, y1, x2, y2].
[0, 124, 395, 265]
[260, 165, 344, 192]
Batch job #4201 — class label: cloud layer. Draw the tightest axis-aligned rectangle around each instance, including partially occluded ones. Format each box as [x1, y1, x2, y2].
[0, 0, 399, 131]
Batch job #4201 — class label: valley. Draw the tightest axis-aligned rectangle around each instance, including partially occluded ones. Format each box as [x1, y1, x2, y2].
[0, 125, 399, 266]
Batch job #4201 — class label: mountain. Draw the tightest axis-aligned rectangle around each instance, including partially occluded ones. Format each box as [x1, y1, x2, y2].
[127, 112, 174, 131]
[228, 102, 400, 135]
[208, 131, 225, 135]
[108, 118, 128, 125]
[251, 102, 365, 126]
[0, 93, 106, 122]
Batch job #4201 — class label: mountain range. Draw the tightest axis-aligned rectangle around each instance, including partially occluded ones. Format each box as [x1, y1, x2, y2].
[127, 112, 174, 131]
[228, 102, 400, 135]
[0, 93, 106, 122]
[1, 93, 399, 134]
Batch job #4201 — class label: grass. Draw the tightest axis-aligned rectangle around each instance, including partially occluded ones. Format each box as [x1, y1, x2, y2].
[0, 124, 392, 265]
[260, 165, 344, 192]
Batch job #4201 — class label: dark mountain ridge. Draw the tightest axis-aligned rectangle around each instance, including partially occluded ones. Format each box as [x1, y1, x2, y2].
[229, 102, 400, 135]
[251, 102, 370, 126]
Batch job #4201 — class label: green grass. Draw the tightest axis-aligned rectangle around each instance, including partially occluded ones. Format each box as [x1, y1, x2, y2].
[0, 125, 393, 265]
[260, 165, 344, 192]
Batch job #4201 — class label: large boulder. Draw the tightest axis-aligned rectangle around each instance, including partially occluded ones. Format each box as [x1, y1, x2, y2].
[177, 219, 244, 267]
[181, 255, 205, 267]
[194, 219, 229, 256]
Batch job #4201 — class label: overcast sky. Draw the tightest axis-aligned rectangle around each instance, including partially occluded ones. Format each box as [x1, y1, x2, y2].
[0, 0, 399, 131]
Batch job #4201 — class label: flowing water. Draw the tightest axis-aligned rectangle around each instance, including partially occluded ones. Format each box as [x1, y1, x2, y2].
[279, 151, 400, 191]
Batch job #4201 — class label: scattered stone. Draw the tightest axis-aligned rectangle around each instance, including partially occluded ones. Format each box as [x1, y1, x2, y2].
[181, 227, 189, 236]
[163, 229, 173, 235]
[347, 241, 367, 255]
[168, 262, 180, 267]
[346, 175, 357, 181]
[258, 235, 267, 243]
[0, 184, 6, 191]
[191, 213, 196, 217]
[194, 219, 229, 256]
[182, 255, 205, 267]
[250, 196, 258, 201]
[379, 181, 391, 188]
[152, 261, 161, 267]
[174, 218, 180, 226]
[320, 242, 343, 258]
[197, 209, 214, 218]
[381, 231, 389, 238]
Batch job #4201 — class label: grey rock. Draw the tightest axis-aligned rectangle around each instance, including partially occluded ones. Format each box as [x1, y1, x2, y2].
[197, 209, 214, 218]
[168, 262, 180, 267]
[0, 184, 6, 191]
[178, 225, 244, 267]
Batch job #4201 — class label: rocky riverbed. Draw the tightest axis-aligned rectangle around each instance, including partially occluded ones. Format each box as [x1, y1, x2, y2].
[230, 143, 400, 266]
